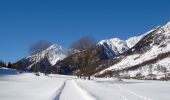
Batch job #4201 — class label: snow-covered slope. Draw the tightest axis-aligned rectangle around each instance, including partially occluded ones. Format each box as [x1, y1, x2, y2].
[97, 22, 170, 79]
[126, 28, 156, 48]
[126, 35, 143, 48]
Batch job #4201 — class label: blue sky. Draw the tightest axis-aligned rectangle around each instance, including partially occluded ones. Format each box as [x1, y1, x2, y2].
[0, 0, 170, 63]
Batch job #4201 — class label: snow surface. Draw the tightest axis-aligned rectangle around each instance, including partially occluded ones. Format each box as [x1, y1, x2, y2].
[0, 68, 73, 100]
[1, 68, 170, 100]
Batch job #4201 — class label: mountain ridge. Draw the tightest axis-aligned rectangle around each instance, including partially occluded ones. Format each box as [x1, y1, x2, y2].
[12, 21, 170, 80]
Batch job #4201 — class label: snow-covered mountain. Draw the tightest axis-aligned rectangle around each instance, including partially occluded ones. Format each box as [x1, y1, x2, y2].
[97, 28, 157, 57]
[96, 22, 170, 79]
[42, 44, 67, 65]
[98, 38, 129, 57]
[53, 22, 170, 77]
[13, 44, 68, 72]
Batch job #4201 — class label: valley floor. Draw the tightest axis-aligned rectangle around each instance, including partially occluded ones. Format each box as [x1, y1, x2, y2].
[0, 68, 170, 100]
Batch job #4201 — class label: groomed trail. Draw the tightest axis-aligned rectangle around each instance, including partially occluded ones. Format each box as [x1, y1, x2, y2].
[56, 80, 95, 100]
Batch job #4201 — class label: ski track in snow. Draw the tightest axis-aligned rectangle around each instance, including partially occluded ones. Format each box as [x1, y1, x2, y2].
[76, 79, 154, 100]
[124, 89, 152, 100]
[115, 85, 152, 100]
[53, 79, 96, 100]
[76, 80, 130, 100]
[52, 79, 67, 100]
[72, 80, 96, 100]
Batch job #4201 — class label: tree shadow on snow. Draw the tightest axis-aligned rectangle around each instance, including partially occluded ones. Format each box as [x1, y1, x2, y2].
[0, 68, 22, 76]
[94, 80, 149, 84]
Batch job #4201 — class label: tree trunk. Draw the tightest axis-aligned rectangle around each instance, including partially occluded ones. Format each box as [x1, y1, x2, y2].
[88, 76, 90, 80]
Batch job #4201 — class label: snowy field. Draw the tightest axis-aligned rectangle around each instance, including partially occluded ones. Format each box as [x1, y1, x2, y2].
[0, 68, 170, 100]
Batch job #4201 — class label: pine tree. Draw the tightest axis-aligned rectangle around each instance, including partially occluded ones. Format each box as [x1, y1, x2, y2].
[7, 62, 12, 68]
